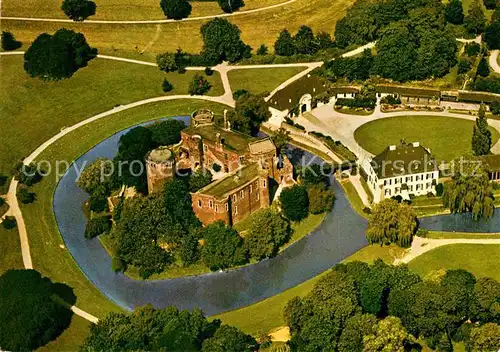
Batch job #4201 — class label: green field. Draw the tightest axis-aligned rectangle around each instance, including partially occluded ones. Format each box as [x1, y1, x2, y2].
[37, 315, 91, 352]
[1, 0, 355, 59]
[2, 0, 287, 20]
[354, 115, 500, 162]
[408, 244, 500, 281]
[19, 100, 227, 319]
[228, 67, 305, 95]
[0, 55, 223, 178]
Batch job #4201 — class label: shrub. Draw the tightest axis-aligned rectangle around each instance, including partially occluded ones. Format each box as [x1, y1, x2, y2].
[17, 187, 36, 204]
[491, 101, 500, 115]
[256, 44, 269, 55]
[188, 74, 211, 95]
[336, 96, 376, 109]
[84, 216, 111, 239]
[61, 0, 96, 21]
[88, 186, 108, 213]
[204, 67, 214, 76]
[465, 42, 481, 57]
[162, 78, 173, 93]
[159, 0, 191, 20]
[2, 216, 17, 230]
[435, 183, 444, 196]
[212, 163, 222, 172]
[1, 31, 21, 51]
[380, 94, 401, 105]
[458, 58, 472, 74]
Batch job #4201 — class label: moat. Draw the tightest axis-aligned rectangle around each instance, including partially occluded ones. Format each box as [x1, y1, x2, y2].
[53, 117, 500, 315]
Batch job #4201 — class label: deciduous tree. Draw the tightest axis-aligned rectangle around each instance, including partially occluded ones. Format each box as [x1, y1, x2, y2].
[200, 18, 251, 63]
[363, 316, 415, 352]
[279, 185, 309, 221]
[245, 209, 291, 259]
[201, 221, 247, 270]
[307, 184, 335, 214]
[201, 325, 258, 352]
[189, 74, 212, 95]
[61, 0, 96, 21]
[465, 0, 487, 34]
[445, 0, 464, 24]
[149, 119, 186, 146]
[229, 93, 271, 135]
[469, 323, 500, 351]
[160, 0, 192, 20]
[274, 29, 295, 56]
[477, 57, 491, 77]
[217, 0, 245, 13]
[1, 31, 21, 51]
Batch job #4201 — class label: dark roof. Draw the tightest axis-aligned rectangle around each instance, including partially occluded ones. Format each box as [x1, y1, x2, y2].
[267, 74, 329, 111]
[371, 142, 437, 179]
[197, 163, 260, 198]
[183, 124, 256, 153]
[480, 154, 500, 171]
[376, 85, 441, 98]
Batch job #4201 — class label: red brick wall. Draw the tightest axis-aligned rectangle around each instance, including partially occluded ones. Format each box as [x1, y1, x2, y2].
[191, 194, 230, 226]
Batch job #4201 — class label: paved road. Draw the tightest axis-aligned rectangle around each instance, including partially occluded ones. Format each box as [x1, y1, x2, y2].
[0, 0, 297, 24]
[489, 50, 500, 74]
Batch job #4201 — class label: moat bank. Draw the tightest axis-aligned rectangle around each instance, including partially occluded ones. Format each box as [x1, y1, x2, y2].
[53, 118, 500, 316]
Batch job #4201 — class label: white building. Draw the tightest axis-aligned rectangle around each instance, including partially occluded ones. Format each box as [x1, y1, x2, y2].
[362, 142, 440, 203]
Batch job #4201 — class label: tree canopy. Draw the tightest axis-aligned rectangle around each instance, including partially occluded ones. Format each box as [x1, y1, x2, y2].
[245, 209, 291, 259]
[217, 0, 245, 13]
[445, 0, 464, 24]
[201, 221, 247, 270]
[366, 199, 417, 247]
[149, 119, 186, 146]
[279, 185, 309, 221]
[1, 31, 21, 51]
[472, 104, 492, 155]
[24, 29, 97, 80]
[228, 92, 271, 135]
[61, 0, 96, 21]
[0, 269, 74, 351]
[200, 18, 251, 64]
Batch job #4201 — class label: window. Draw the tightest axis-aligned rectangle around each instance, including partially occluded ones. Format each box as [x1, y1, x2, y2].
[225, 203, 229, 211]
[209, 200, 213, 209]
[240, 190, 244, 199]
[215, 205, 218, 212]
[263, 180, 266, 187]
[384, 180, 387, 186]
[257, 193, 260, 201]
[234, 206, 238, 215]
[385, 189, 391, 196]
[233, 194, 237, 203]
[224, 153, 228, 160]
[198, 200, 201, 207]
[203, 144, 208, 152]
[250, 185, 253, 194]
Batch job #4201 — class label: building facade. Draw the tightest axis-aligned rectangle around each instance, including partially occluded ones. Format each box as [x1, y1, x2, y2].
[362, 142, 439, 203]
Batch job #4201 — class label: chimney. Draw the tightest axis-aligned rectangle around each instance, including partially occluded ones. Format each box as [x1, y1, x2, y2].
[389, 145, 396, 151]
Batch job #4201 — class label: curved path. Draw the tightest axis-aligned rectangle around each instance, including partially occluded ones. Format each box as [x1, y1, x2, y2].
[489, 50, 500, 74]
[0, 0, 297, 24]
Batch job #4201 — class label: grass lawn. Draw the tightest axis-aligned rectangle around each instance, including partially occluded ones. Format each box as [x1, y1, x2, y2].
[343, 244, 405, 264]
[408, 244, 500, 281]
[227, 67, 305, 95]
[2, 0, 287, 20]
[2, 0, 355, 59]
[20, 100, 228, 318]
[37, 314, 91, 352]
[0, 55, 223, 177]
[0, 226, 24, 275]
[354, 115, 500, 162]
[425, 231, 500, 239]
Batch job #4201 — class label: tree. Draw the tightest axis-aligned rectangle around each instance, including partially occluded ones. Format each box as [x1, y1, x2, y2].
[24, 29, 97, 80]
[217, 0, 245, 13]
[441, 269, 477, 321]
[61, 0, 96, 21]
[162, 78, 173, 92]
[473, 105, 492, 155]
[469, 323, 500, 351]
[477, 57, 491, 77]
[201, 325, 258, 352]
[245, 209, 291, 259]
[366, 199, 417, 247]
[189, 74, 212, 95]
[293, 26, 318, 55]
[256, 44, 268, 55]
[202, 221, 247, 270]
[1, 31, 21, 51]
[483, 0, 497, 10]
[363, 316, 415, 352]
[316, 31, 333, 50]
[458, 58, 472, 74]
[338, 313, 377, 352]
[2, 216, 17, 230]
[180, 230, 200, 265]
[470, 277, 500, 323]
[445, 0, 464, 24]
[156, 49, 188, 72]
[279, 185, 309, 221]
[77, 157, 115, 195]
[189, 168, 213, 192]
[160, 0, 192, 20]
[274, 29, 295, 56]
[82, 305, 225, 351]
[200, 18, 251, 64]
[229, 93, 271, 135]
[12, 162, 42, 186]
[271, 127, 291, 152]
[84, 216, 111, 239]
[17, 186, 36, 204]
[307, 184, 335, 214]
[149, 119, 186, 146]
[465, 0, 487, 34]
[0, 269, 73, 351]
[485, 21, 500, 49]
[443, 155, 495, 220]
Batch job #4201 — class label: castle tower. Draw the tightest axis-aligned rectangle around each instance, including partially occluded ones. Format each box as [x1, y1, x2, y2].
[146, 147, 175, 193]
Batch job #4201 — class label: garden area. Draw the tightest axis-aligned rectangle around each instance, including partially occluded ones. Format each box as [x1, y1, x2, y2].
[354, 115, 500, 162]
[227, 67, 305, 95]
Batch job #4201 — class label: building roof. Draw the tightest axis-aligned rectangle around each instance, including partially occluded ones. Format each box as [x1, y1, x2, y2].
[376, 84, 441, 98]
[371, 142, 437, 179]
[267, 74, 329, 111]
[183, 124, 255, 153]
[248, 138, 276, 155]
[147, 147, 173, 163]
[197, 163, 260, 198]
[458, 90, 500, 103]
[480, 154, 500, 171]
